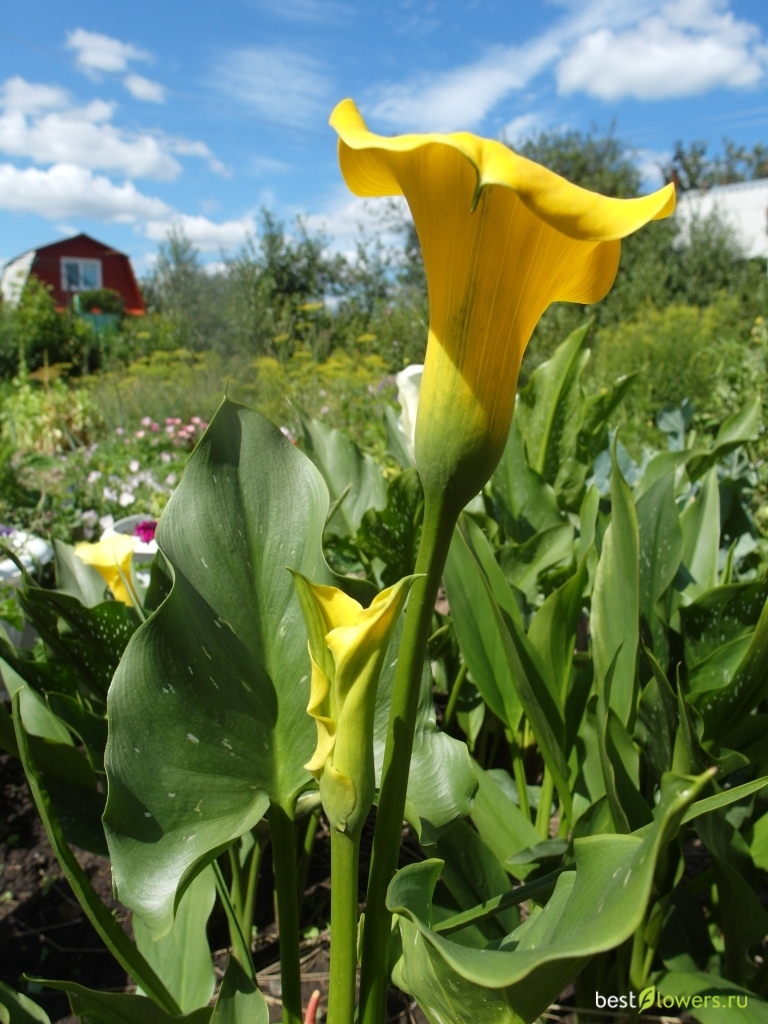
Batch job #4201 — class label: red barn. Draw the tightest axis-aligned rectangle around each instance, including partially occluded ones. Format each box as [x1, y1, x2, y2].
[0, 233, 145, 314]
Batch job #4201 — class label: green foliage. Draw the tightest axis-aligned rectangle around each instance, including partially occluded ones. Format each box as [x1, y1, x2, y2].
[665, 137, 768, 191]
[75, 288, 124, 316]
[516, 124, 642, 198]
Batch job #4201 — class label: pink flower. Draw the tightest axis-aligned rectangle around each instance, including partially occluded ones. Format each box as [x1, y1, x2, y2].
[134, 520, 158, 543]
[141, 416, 152, 427]
[135, 430, 145, 439]
[150, 422, 160, 433]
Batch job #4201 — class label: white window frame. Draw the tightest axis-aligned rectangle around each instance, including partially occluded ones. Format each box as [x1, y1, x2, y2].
[60, 257, 103, 292]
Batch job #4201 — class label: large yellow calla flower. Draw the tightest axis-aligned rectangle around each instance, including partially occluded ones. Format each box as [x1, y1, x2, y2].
[330, 99, 676, 511]
[292, 573, 417, 835]
[74, 534, 136, 605]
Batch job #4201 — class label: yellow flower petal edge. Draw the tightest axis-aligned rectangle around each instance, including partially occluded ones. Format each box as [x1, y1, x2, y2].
[292, 572, 420, 834]
[329, 99, 676, 512]
[330, 99, 675, 241]
[74, 534, 136, 606]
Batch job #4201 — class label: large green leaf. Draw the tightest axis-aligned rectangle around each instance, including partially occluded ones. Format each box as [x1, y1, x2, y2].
[104, 399, 357, 937]
[209, 957, 269, 1024]
[134, 868, 217, 1013]
[591, 445, 639, 726]
[39, 982, 211, 1024]
[390, 772, 712, 1024]
[295, 406, 387, 536]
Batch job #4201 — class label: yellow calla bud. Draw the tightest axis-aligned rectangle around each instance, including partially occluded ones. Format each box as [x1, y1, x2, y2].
[74, 534, 136, 605]
[292, 574, 418, 835]
[329, 98, 676, 512]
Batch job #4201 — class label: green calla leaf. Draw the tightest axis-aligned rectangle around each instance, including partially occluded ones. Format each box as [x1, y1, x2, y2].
[357, 467, 424, 586]
[591, 442, 639, 726]
[39, 982, 211, 1024]
[104, 399, 344, 938]
[53, 537, 109, 607]
[515, 322, 591, 496]
[210, 956, 269, 1024]
[0, 983, 51, 1024]
[498, 524, 574, 607]
[490, 417, 563, 544]
[636, 470, 683, 662]
[295, 405, 387, 537]
[444, 516, 524, 730]
[133, 868, 217, 1013]
[656, 971, 768, 1024]
[470, 763, 541, 880]
[389, 771, 713, 1024]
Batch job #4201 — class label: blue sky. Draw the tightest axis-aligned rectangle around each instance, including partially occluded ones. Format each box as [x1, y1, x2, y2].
[2, 0, 768, 274]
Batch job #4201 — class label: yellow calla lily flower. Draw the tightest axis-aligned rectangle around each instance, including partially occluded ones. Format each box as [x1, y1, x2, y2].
[74, 534, 136, 605]
[292, 573, 418, 835]
[330, 98, 676, 510]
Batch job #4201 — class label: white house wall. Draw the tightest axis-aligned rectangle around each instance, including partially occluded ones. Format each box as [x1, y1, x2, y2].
[675, 179, 768, 260]
[0, 250, 35, 306]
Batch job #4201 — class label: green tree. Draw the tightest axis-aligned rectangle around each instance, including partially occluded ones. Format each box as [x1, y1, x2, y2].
[516, 125, 642, 198]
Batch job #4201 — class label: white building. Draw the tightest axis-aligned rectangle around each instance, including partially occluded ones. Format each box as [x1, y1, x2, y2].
[675, 178, 768, 260]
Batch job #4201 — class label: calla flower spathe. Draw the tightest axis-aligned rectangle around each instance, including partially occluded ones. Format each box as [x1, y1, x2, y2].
[292, 572, 418, 835]
[330, 99, 676, 511]
[74, 534, 136, 605]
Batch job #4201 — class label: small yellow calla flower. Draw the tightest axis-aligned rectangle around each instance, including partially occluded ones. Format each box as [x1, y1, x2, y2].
[292, 573, 418, 835]
[74, 534, 136, 605]
[330, 99, 676, 511]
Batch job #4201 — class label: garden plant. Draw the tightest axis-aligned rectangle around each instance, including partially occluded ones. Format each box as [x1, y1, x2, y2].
[1, 99, 768, 1024]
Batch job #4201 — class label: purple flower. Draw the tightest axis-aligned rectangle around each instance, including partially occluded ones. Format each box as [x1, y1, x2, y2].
[0, 524, 13, 536]
[134, 520, 158, 543]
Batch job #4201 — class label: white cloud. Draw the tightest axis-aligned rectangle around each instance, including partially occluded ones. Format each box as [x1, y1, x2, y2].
[145, 213, 257, 252]
[253, 0, 353, 20]
[212, 47, 332, 128]
[366, 0, 768, 133]
[369, 38, 559, 132]
[0, 162, 170, 221]
[0, 76, 224, 180]
[501, 113, 544, 146]
[124, 74, 167, 104]
[636, 148, 671, 189]
[0, 77, 68, 115]
[66, 28, 150, 74]
[556, 0, 768, 100]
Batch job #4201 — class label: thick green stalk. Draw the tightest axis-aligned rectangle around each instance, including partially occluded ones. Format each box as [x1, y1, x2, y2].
[328, 828, 361, 1024]
[358, 491, 456, 1024]
[296, 806, 321, 912]
[268, 803, 303, 1024]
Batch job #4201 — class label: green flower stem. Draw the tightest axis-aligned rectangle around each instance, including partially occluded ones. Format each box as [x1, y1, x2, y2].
[267, 803, 303, 1024]
[297, 806, 322, 912]
[241, 831, 267, 944]
[535, 767, 555, 838]
[358, 490, 456, 1024]
[510, 733, 531, 822]
[228, 846, 244, 922]
[328, 827, 361, 1024]
[443, 661, 468, 728]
